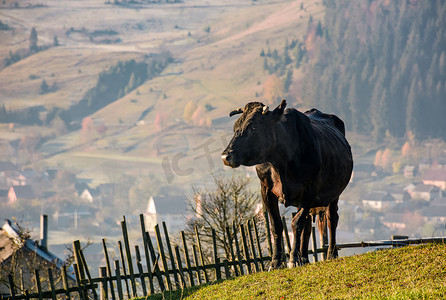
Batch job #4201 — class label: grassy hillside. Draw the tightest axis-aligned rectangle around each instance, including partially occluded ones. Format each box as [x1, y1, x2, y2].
[139, 243, 446, 300]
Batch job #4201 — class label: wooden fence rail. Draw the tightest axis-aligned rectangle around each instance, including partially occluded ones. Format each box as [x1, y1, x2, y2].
[2, 212, 445, 300]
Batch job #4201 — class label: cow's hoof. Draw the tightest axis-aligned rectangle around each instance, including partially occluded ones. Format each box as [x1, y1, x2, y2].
[301, 257, 310, 265]
[268, 260, 284, 271]
[287, 261, 297, 268]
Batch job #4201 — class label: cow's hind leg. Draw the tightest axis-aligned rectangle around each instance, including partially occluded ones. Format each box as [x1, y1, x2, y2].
[289, 207, 310, 267]
[317, 209, 328, 260]
[299, 214, 312, 265]
[326, 200, 339, 259]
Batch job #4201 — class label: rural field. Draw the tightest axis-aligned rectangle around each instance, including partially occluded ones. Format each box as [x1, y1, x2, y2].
[0, 0, 323, 186]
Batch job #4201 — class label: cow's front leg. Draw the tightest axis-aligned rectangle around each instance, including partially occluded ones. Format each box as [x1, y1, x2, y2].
[261, 186, 284, 270]
[289, 206, 310, 267]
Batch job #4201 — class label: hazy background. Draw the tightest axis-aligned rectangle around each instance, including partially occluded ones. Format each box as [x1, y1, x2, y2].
[1, 0, 445, 271]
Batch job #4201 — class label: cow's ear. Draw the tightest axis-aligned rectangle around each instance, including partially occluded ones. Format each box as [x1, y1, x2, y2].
[271, 99, 287, 121]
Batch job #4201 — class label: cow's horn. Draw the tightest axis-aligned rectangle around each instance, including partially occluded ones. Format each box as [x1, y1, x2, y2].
[229, 108, 244, 117]
[262, 105, 269, 114]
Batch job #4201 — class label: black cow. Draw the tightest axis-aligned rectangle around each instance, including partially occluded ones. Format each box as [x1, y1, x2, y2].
[221, 100, 353, 269]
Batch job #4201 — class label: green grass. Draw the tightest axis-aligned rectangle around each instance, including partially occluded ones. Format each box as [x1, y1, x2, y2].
[136, 244, 446, 300]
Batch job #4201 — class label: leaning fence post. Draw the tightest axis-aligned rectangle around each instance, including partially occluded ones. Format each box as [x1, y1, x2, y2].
[118, 241, 131, 298]
[174, 245, 187, 288]
[192, 244, 203, 285]
[225, 226, 238, 277]
[48, 268, 57, 300]
[135, 245, 147, 296]
[145, 231, 166, 292]
[8, 274, 16, 300]
[121, 217, 137, 298]
[247, 220, 260, 272]
[140, 215, 155, 294]
[264, 211, 273, 257]
[240, 223, 252, 274]
[253, 217, 265, 271]
[232, 222, 245, 276]
[78, 248, 98, 300]
[282, 216, 291, 257]
[195, 226, 209, 283]
[162, 221, 180, 289]
[73, 240, 86, 281]
[102, 239, 116, 300]
[34, 269, 43, 300]
[181, 231, 195, 287]
[155, 224, 172, 291]
[62, 265, 71, 299]
[73, 264, 85, 300]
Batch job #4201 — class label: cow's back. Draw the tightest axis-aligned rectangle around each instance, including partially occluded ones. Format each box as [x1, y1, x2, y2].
[304, 109, 353, 206]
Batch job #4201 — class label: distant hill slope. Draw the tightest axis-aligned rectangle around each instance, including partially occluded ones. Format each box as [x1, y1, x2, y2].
[140, 243, 446, 300]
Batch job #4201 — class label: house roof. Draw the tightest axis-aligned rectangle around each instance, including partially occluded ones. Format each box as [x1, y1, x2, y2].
[0, 161, 17, 172]
[10, 185, 35, 199]
[0, 220, 68, 271]
[363, 191, 395, 202]
[421, 206, 446, 217]
[423, 167, 446, 182]
[147, 195, 188, 215]
[382, 213, 406, 224]
[412, 183, 439, 193]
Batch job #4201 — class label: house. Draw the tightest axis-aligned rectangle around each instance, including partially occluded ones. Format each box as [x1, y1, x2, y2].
[144, 195, 189, 234]
[362, 191, 396, 210]
[385, 184, 411, 203]
[0, 161, 17, 177]
[0, 217, 74, 294]
[351, 164, 376, 182]
[420, 206, 446, 224]
[403, 165, 417, 178]
[407, 183, 440, 201]
[423, 166, 446, 190]
[7, 185, 35, 204]
[382, 213, 407, 230]
[5, 171, 28, 186]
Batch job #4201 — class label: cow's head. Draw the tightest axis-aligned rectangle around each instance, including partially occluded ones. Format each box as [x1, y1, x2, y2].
[221, 100, 287, 168]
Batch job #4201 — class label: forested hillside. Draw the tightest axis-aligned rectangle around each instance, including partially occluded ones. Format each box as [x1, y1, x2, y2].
[302, 0, 446, 142]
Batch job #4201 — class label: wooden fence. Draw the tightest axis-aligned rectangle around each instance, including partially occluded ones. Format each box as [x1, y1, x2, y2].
[2, 213, 445, 300]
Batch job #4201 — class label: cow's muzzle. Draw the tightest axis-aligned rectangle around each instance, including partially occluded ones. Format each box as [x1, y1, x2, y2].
[221, 151, 240, 168]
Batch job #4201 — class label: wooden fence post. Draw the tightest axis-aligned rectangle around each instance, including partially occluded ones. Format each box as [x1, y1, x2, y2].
[8, 274, 15, 300]
[264, 211, 273, 257]
[225, 226, 238, 277]
[144, 231, 166, 292]
[114, 260, 124, 300]
[181, 231, 195, 287]
[174, 246, 187, 288]
[155, 224, 172, 291]
[232, 222, 244, 276]
[118, 241, 131, 298]
[282, 216, 291, 257]
[34, 270, 43, 300]
[73, 240, 86, 281]
[48, 268, 57, 300]
[99, 267, 108, 300]
[121, 217, 137, 298]
[195, 226, 209, 283]
[212, 229, 222, 280]
[253, 217, 265, 271]
[78, 248, 98, 300]
[311, 226, 318, 263]
[62, 265, 71, 299]
[135, 245, 148, 296]
[239, 224, 252, 274]
[140, 215, 155, 294]
[192, 244, 203, 285]
[162, 221, 180, 289]
[102, 239, 116, 300]
[73, 264, 85, 300]
[247, 220, 260, 272]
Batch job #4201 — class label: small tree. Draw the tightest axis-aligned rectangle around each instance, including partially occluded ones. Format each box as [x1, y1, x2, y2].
[183, 173, 265, 262]
[29, 27, 38, 52]
[39, 79, 49, 94]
